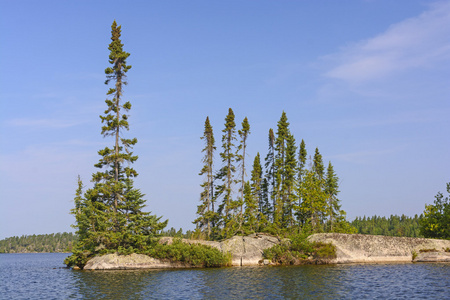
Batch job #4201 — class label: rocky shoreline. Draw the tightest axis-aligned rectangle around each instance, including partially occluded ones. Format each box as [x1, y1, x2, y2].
[82, 233, 450, 270]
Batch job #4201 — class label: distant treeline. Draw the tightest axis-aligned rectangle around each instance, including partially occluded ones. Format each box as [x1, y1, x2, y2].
[0, 232, 77, 253]
[351, 214, 423, 238]
[159, 227, 193, 239]
[0, 215, 425, 253]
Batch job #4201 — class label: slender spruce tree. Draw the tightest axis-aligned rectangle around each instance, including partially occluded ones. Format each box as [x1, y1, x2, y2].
[264, 128, 276, 222]
[236, 117, 250, 232]
[274, 111, 290, 230]
[216, 108, 238, 238]
[313, 148, 324, 180]
[296, 139, 307, 227]
[283, 132, 298, 229]
[251, 153, 263, 214]
[195, 116, 216, 239]
[324, 162, 341, 231]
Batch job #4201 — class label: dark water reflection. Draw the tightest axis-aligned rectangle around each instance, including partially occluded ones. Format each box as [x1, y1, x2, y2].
[1, 254, 449, 299]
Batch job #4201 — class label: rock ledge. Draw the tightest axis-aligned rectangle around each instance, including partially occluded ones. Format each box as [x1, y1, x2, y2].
[308, 233, 450, 264]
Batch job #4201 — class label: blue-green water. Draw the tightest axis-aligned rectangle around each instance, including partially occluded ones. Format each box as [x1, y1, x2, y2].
[1, 253, 449, 299]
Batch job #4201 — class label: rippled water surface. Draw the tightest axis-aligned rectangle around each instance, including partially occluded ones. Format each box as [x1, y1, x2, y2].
[1, 253, 449, 299]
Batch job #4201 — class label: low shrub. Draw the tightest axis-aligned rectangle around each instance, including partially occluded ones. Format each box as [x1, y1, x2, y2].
[146, 238, 231, 267]
[145, 239, 231, 267]
[263, 233, 336, 265]
[65, 238, 231, 269]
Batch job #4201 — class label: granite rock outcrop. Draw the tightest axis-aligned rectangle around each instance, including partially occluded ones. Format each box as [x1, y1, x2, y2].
[308, 233, 450, 263]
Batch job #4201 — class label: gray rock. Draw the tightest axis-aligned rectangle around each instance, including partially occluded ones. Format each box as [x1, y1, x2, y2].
[415, 251, 450, 262]
[219, 234, 279, 266]
[308, 233, 450, 264]
[84, 253, 191, 270]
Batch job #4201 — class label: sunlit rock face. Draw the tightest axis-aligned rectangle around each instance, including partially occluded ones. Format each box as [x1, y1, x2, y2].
[83, 253, 191, 270]
[308, 233, 450, 263]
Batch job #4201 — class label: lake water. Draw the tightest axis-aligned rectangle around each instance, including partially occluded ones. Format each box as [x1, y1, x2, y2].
[1, 253, 449, 299]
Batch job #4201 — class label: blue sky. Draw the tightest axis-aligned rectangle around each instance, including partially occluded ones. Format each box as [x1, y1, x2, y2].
[1, 1, 449, 239]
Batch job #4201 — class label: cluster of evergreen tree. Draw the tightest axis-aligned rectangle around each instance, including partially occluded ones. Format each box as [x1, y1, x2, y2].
[351, 215, 423, 238]
[0, 233, 77, 253]
[194, 110, 355, 240]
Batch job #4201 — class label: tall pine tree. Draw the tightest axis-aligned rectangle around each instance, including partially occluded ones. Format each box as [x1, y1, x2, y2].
[195, 116, 216, 239]
[216, 108, 238, 238]
[68, 21, 167, 263]
[296, 139, 307, 226]
[274, 111, 290, 230]
[264, 128, 276, 222]
[236, 117, 250, 232]
[283, 132, 297, 229]
[324, 162, 341, 231]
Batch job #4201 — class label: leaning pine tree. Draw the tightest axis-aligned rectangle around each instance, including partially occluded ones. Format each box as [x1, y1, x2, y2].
[65, 21, 167, 268]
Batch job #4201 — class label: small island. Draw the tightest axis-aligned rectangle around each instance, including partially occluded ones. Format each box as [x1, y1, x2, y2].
[64, 21, 450, 270]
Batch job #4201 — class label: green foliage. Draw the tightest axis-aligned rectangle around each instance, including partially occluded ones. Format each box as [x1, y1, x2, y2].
[331, 218, 358, 234]
[0, 232, 77, 253]
[351, 214, 422, 237]
[263, 232, 336, 265]
[146, 239, 231, 267]
[64, 250, 92, 269]
[419, 182, 450, 239]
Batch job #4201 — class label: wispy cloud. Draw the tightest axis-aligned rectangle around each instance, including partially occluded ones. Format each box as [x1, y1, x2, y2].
[323, 2, 450, 84]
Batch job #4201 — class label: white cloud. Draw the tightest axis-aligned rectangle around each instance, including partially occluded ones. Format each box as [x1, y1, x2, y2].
[324, 1, 450, 84]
